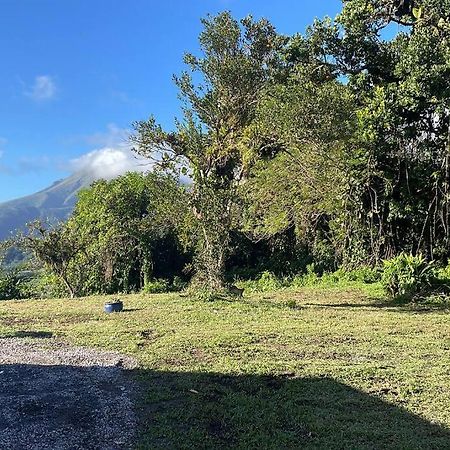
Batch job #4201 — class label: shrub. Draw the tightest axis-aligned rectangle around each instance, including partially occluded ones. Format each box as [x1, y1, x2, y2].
[234, 265, 381, 295]
[381, 253, 434, 299]
[192, 286, 223, 302]
[256, 271, 283, 291]
[435, 263, 450, 283]
[336, 266, 381, 284]
[142, 279, 170, 294]
[26, 272, 67, 299]
[290, 264, 320, 288]
[239, 271, 284, 293]
[289, 265, 381, 289]
[171, 276, 188, 292]
[0, 270, 22, 300]
[0, 270, 68, 300]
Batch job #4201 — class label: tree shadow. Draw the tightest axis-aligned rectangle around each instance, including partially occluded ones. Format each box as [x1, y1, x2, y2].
[8, 330, 53, 339]
[1, 363, 449, 449]
[304, 298, 450, 314]
[134, 370, 449, 449]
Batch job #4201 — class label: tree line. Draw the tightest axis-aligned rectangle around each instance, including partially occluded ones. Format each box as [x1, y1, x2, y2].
[3, 0, 450, 298]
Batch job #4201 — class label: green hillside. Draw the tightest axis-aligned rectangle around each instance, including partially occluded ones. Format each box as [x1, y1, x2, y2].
[0, 171, 97, 240]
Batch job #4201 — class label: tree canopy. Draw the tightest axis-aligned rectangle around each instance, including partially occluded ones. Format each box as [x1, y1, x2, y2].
[9, 2, 450, 297]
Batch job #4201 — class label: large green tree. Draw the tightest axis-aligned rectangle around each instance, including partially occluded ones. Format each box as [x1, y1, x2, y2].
[337, 0, 450, 262]
[241, 69, 356, 269]
[258, 0, 450, 266]
[240, 0, 450, 268]
[67, 171, 190, 294]
[132, 12, 283, 290]
[21, 172, 190, 297]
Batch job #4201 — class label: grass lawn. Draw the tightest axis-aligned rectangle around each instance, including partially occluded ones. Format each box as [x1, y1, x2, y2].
[1, 283, 449, 449]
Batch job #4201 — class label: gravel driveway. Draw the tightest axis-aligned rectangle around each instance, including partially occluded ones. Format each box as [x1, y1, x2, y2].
[0, 338, 138, 450]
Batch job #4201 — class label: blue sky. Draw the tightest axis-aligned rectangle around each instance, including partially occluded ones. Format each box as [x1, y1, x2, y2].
[0, 0, 342, 202]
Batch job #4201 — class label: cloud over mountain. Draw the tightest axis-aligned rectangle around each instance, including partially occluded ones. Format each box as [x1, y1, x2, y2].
[69, 147, 151, 179]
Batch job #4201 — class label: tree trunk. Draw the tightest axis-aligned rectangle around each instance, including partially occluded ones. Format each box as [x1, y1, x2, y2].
[197, 221, 227, 290]
[61, 274, 75, 299]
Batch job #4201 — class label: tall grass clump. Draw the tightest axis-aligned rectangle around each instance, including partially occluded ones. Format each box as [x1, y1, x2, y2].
[239, 271, 285, 293]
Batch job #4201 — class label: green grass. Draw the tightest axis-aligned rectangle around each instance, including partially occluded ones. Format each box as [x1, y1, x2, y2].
[1, 282, 449, 449]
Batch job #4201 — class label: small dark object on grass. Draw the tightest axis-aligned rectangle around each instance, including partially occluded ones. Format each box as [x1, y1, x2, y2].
[104, 300, 123, 314]
[13, 331, 53, 339]
[229, 285, 244, 297]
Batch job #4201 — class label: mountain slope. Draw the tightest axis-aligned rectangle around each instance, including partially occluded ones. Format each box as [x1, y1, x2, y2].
[0, 171, 97, 240]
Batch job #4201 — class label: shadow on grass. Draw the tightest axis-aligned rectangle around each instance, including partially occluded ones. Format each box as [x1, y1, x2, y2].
[1, 363, 449, 449]
[133, 370, 450, 449]
[304, 297, 450, 314]
[8, 330, 53, 338]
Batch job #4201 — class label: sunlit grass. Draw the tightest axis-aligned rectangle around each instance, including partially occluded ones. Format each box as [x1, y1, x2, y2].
[1, 282, 449, 448]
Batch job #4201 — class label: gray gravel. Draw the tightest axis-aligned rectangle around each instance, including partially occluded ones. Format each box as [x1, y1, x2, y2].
[0, 338, 138, 450]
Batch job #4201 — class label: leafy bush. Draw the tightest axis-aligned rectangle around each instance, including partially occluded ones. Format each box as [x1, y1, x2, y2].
[435, 263, 450, 283]
[171, 276, 188, 292]
[142, 279, 170, 294]
[239, 264, 381, 294]
[0, 269, 68, 300]
[291, 264, 320, 287]
[239, 271, 284, 293]
[27, 272, 67, 299]
[257, 271, 283, 291]
[331, 266, 381, 284]
[192, 286, 223, 302]
[381, 253, 434, 299]
[0, 270, 23, 300]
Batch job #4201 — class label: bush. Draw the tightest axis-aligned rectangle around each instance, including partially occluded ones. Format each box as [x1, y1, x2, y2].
[0, 270, 22, 300]
[381, 253, 434, 299]
[0, 269, 68, 300]
[232, 265, 381, 296]
[335, 266, 381, 284]
[142, 279, 170, 294]
[271, 264, 380, 291]
[171, 276, 188, 292]
[435, 263, 450, 283]
[192, 286, 223, 302]
[239, 271, 284, 293]
[291, 264, 320, 287]
[257, 271, 283, 291]
[27, 272, 67, 299]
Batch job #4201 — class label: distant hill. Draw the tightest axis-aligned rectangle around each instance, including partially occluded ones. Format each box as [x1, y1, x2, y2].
[0, 171, 98, 240]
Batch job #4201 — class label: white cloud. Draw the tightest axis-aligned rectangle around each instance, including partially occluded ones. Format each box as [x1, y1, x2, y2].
[69, 147, 151, 180]
[25, 75, 57, 101]
[66, 124, 150, 179]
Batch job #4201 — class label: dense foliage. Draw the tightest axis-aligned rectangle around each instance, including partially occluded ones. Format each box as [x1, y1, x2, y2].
[244, 0, 450, 269]
[16, 172, 191, 298]
[3, 1, 450, 300]
[382, 253, 434, 298]
[132, 13, 284, 290]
